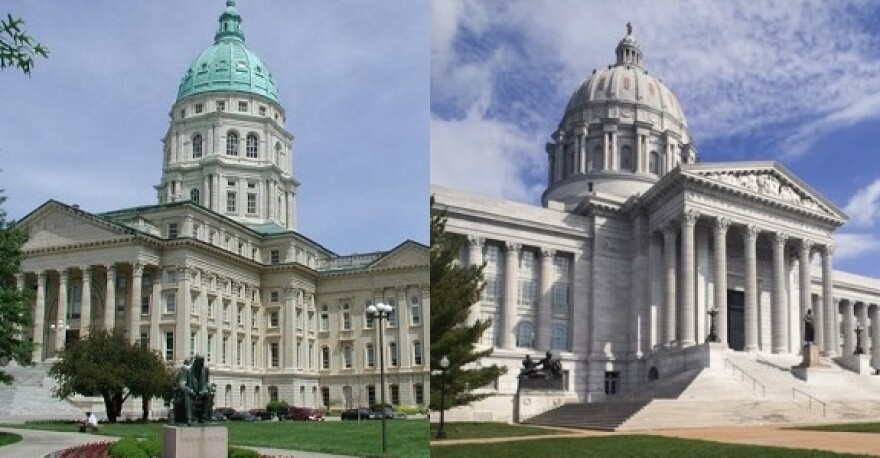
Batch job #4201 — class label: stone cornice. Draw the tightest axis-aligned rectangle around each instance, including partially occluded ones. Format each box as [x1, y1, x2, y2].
[435, 200, 588, 240]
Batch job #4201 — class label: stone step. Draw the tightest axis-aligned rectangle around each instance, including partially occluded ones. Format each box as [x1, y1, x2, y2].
[523, 400, 650, 431]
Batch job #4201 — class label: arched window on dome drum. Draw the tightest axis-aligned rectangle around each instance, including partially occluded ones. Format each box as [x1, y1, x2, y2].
[516, 321, 535, 348]
[190, 189, 200, 205]
[591, 145, 604, 172]
[192, 134, 203, 158]
[274, 142, 282, 165]
[649, 151, 660, 175]
[246, 133, 259, 158]
[620, 145, 635, 172]
[226, 131, 239, 156]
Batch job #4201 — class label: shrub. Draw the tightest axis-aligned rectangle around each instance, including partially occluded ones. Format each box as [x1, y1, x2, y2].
[266, 400, 289, 418]
[108, 437, 149, 458]
[229, 446, 261, 458]
[138, 438, 161, 457]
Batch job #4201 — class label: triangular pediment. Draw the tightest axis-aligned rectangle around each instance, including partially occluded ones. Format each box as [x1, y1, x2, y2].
[19, 201, 135, 251]
[367, 241, 428, 270]
[681, 162, 847, 223]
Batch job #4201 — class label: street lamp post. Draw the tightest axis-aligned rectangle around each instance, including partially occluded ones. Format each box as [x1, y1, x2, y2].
[436, 355, 450, 439]
[366, 302, 393, 455]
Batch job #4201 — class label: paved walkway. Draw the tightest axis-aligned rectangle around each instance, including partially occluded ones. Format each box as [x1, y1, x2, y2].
[431, 424, 880, 456]
[0, 427, 353, 458]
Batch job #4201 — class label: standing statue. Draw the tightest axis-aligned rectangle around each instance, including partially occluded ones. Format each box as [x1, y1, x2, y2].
[803, 309, 815, 343]
[170, 358, 195, 425]
[170, 355, 215, 425]
[191, 354, 214, 423]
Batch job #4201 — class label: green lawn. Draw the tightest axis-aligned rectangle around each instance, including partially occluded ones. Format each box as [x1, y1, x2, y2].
[3, 420, 428, 457]
[432, 435, 862, 458]
[793, 422, 880, 434]
[0, 432, 22, 447]
[430, 422, 567, 439]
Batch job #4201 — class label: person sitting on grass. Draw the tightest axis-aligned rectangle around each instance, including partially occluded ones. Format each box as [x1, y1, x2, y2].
[87, 412, 98, 427]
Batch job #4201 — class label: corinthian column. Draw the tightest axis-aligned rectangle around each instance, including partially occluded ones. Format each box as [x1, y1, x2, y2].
[870, 305, 880, 369]
[466, 236, 484, 326]
[537, 248, 555, 351]
[771, 233, 788, 353]
[842, 300, 855, 356]
[104, 265, 116, 331]
[713, 218, 730, 346]
[80, 267, 92, 337]
[822, 245, 836, 355]
[680, 210, 698, 347]
[33, 272, 46, 362]
[501, 242, 521, 349]
[663, 224, 677, 345]
[743, 225, 759, 352]
[799, 240, 813, 344]
[129, 263, 143, 345]
[55, 270, 69, 354]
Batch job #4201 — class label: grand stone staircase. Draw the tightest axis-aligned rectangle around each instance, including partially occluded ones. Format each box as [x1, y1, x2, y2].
[0, 362, 104, 423]
[525, 349, 880, 431]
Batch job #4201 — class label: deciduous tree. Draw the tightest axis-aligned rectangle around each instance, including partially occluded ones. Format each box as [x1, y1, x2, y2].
[0, 188, 33, 384]
[430, 198, 505, 410]
[1, 14, 48, 75]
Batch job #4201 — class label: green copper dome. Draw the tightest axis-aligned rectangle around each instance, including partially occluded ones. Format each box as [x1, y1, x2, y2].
[176, 1, 279, 103]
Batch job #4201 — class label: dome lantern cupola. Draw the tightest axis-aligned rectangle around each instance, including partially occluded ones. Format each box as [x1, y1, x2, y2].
[615, 22, 642, 67]
[215, 0, 245, 43]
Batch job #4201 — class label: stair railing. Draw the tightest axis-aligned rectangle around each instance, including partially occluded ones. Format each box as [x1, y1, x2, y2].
[792, 387, 826, 417]
[724, 358, 766, 397]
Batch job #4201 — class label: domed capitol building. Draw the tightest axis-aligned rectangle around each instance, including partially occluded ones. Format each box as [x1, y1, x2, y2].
[433, 24, 880, 428]
[11, 2, 428, 418]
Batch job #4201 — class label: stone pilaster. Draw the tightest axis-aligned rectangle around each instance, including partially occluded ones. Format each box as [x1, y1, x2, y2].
[743, 225, 759, 352]
[771, 233, 788, 353]
[713, 218, 730, 346]
[501, 242, 520, 349]
[150, 270, 162, 353]
[537, 248, 555, 351]
[680, 210, 698, 347]
[631, 214, 647, 356]
[129, 263, 143, 345]
[663, 224, 677, 345]
[842, 300, 855, 356]
[56, 269, 69, 354]
[80, 267, 92, 337]
[33, 272, 46, 362]
[104, 265, 116, 331]
[647, 234, 662, 349]
[821, 245, 836, 355]
[175, 267, 190, 361]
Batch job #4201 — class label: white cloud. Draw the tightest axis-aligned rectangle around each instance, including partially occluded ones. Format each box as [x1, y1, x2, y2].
[843, 179, 880, 227]
[834, 232, 880, 261]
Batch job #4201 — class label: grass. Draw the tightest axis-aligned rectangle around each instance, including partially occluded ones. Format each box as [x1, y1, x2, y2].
[793, 422, 880, 434]
[0, 431, 22, 447]
[2, 420, 428, 457]
[431, 435, 863, 458]
[429, 422, 567, 439]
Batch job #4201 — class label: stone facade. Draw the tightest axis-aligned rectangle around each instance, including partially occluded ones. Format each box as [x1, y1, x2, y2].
[15, 2, 428, 416]
[432, 26, 880, 423]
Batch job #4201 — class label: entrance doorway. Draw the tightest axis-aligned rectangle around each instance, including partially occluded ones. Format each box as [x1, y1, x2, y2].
[604, 371, 619, 395]
[727, 290, 745, 351]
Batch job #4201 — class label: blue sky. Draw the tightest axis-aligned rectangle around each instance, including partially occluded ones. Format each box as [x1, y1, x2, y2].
[431, 0, 880, 278]
[0, 0, 428, 255]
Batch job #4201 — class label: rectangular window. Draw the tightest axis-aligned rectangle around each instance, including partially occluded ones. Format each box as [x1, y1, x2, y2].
[270, 291, 280, 302]
[390, 343, 398, 367]
[551, 283, 570, 309]
[179, 109, 186, 118]
[321, 387, 330, 408]
[192, 224, 200, 238]
[226, 192, 236, 213]
[116, 296, 125, 314]
[189, 332, 196, 356]
[207, 299, 214, 318]
[236, 339, 242, 366]
[238, 101, 248, 112]
[216, 100, 225, 111]
[410, 299, 421, 325]
[259, 106, 267, 116]
[164, 294, 176, 314]
[227, 179, 236, 187]
[270, 250, 280, 264]
[414, 384, 424, 405]
[413, 341, 423, 365]
[141, 296, 150, 316]
[139, 333, 148, 349]
[390, 385, 400, 406]
[168, 223, 179, 239]
[270, 311, 279, 327]
[222, 337, 228, 364]
[237, 307, 243, 325]
[247, 181, 256, 189]
[223, 303, 229, 321]
[164, 332, 174, 361]
[270, 342, 279, 367]
[207, 334, 214, 363]
[67, 284, 82, 319]
[251, 341, 257, 366]
[247, 193, 257, 214]
[367, 385, 376, 406]
[195, 103, 203, 114]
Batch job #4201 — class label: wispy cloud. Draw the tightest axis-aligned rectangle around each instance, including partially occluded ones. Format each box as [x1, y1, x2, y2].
[834, 232, 880, 261]
[843, 179, 880, 227]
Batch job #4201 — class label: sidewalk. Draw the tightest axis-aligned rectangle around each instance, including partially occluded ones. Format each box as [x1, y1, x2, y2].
[0, 427, 354, 458]
[431, 424, 880, 456]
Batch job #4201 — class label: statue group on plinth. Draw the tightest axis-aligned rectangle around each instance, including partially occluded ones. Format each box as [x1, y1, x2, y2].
[518, 351, 563, 390]
[170, 354, 215, 426]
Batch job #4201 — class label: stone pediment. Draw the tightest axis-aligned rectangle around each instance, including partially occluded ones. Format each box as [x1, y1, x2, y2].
[367, 241, 428, 271]
[682, 162, 846, 223]
[19, 201, 134, 251]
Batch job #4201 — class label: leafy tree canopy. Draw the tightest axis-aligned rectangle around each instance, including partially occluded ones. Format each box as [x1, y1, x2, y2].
[0, 188, 33, 384]
[430, 198, 506, 411]
[1, 14, 48, 76]
[49, 331, 173, 422]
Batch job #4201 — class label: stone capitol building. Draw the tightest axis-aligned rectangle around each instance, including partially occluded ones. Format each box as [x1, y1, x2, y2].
[433, 25, 880, 428]
[9, 1, 428, 419]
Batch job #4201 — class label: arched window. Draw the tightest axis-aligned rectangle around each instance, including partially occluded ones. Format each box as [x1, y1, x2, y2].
[226, 131, 239, 156]
[592, 145, 604, 171]
[192, 134, 203, 158]
[649, 151, 659, 175]
[190, 189, 200, 205]
[621, 145, 635, 172]
[551, 325, 568, 350]
[321, 345, 330, 370]
[342, 345, 353, 369]
[246, 133, 259, 158]
[516, 321, 535, 348]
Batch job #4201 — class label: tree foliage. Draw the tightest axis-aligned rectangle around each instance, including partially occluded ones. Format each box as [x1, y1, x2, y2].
[0, 188, 33, 384]
[49, 331, 173, 422]
[1, 14, 48, 76]
[430, 198, 506, 411]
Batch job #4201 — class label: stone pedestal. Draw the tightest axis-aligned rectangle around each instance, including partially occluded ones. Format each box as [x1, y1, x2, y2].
[835, 354, 873, 375]
[515, 389, 566, 422]
[162, 425, 227, 458]
[791, 343, 834, 382]
[797, 343, 822, 368]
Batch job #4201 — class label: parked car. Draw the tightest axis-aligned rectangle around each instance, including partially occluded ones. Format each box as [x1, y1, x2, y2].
[284, 406, 324, 421]
[211, 411, 228, 422]
[229, 411, 261, 422]
[370, 405, 400, 419]
[340, 407, 375, 420]
[248, 408, 274, 421]
[213, 407, 237, 419]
